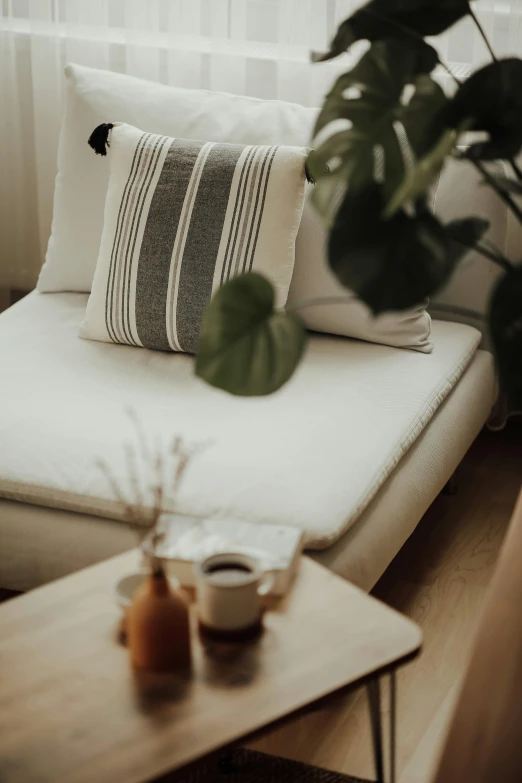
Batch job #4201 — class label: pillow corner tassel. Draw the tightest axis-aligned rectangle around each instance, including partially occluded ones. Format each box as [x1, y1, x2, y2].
[88, 123, 114, 156]
[304, 163, 315, 184]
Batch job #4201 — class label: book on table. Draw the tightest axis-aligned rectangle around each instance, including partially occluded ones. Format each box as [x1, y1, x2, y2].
[141, 515, 304, 596]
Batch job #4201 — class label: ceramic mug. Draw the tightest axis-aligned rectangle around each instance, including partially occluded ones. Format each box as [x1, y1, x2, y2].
[193, 552, 273, 636]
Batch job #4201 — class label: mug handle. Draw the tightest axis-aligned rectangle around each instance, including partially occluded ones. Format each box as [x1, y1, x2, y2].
[258, 572, 275, 597]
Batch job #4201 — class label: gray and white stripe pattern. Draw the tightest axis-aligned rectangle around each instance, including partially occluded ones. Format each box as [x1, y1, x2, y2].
[104, 131, 279, 353]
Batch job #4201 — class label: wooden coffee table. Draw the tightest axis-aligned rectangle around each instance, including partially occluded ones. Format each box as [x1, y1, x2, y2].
[0, 552, 421, 783]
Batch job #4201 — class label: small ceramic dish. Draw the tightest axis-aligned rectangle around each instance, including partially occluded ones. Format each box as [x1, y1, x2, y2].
[114, 572, 180, 611]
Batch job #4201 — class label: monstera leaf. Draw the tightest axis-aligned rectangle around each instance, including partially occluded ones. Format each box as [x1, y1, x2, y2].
[487, 173, 522, 196]
[490, 265, 522, 396]
[195, 273, 307, 396]
[446, 59, 522, 160]
[308, 41, 449, 224]
[444, 216, 490, 252]
[328, 183, 488, 313]
[314, 0, 469, 62]
[384, 128, 460, 217]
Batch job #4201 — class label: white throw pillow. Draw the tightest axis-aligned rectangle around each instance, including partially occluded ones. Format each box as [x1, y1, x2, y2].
[429, 156, 509, 342]
[39, 64, 315, 293]
[291, 198, 432, 352]
[80, 123, 308, 352]
[40, 63, 431, 351]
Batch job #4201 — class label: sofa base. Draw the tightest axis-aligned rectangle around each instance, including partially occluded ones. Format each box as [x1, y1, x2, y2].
[316, 349, 495, 590]
[0, 351, 496, 593]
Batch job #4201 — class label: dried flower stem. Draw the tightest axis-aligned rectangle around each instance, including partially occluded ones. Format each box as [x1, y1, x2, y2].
[97, 413, 210, 575]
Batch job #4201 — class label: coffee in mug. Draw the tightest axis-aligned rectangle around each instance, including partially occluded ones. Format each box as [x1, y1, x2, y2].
[193, 552, 273, 638]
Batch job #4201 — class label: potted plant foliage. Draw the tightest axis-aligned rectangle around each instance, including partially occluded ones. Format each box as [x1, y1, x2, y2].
[195, 0, 522, 404]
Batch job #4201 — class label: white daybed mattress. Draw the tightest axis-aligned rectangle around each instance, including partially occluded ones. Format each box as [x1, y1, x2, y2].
[0, 347, 494, 592]
[0, 292, 492, 558]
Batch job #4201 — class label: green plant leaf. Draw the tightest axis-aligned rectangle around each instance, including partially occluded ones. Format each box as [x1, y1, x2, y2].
[305, 149, 331, 184]
[328, 184, 487, 313]
[485, 173, 522, 196]
[195, 273, 307, 397]
[384, 128, 459, 218]
[489, 265, 522, 397]
[310, 41, 448, 224]
[444, 217, 491, 257]
[446, 58, 522, 160]
[313, 0, 469, 62]
[400, 74, 450, 158]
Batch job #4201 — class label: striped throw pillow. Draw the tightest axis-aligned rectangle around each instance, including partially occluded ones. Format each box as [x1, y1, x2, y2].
[80, 122, 309, 353]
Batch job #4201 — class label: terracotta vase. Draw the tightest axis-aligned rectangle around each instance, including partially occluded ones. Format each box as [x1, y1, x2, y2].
[127, 569, 191, 672]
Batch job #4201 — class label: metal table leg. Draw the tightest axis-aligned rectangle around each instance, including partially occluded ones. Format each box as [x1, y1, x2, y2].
[367, 670, 397, 783]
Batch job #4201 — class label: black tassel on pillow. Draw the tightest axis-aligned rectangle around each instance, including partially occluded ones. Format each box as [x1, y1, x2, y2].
[88, 123, 114, 156]
[305, 164, 315, 184]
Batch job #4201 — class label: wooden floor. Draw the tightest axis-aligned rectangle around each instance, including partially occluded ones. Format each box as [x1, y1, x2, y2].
[249, 422, 522, 783]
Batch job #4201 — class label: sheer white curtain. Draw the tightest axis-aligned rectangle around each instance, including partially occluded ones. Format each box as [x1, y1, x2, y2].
[1, 0, 522, 289]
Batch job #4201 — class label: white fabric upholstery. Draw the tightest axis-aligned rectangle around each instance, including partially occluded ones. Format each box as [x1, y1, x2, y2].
[0, 291, 482, 549]
[291, 198, 432, 352]
[40, 66, 316, 293]
[81, 123, 308, 350]
[0, 350, 495, 592]
[0, 501, 138, 592]
[316, 349, 496, 590]
[429, 157, 516, 344]
[38, 63, 431, 351]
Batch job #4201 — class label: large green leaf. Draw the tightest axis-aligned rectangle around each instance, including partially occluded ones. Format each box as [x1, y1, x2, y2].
[446, 59, 522, 160]
[489, 265, 522, 397]
[309, 41, 448, 224]
[444, 217, 491, 258]
[384, 128, 460, 218]
[400, 73, 450, 157]
[328, 184, 488, 313]
[195, 273, 307, 397]
[314, 0, 469, 62]
[486, 172, 522, 196]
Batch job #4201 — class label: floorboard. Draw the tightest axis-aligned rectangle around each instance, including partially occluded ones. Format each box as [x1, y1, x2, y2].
[249, 423, 522, 782]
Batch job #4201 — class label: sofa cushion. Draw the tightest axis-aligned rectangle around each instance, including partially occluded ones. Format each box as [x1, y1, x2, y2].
[429, 157, 511, 343]
[0, 292, 481, 548]
[81, 123, 308, 352]
[38, 63, 431, 352]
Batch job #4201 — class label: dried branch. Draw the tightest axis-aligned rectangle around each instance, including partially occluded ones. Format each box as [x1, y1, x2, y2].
[125, 406, 153, 469]
[95, 457, 139, 525]
[97, 413, 210, 572]
[124, 442, 145, 518]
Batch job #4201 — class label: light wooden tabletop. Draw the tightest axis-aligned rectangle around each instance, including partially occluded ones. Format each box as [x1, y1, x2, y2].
[0, 551, 421, 783]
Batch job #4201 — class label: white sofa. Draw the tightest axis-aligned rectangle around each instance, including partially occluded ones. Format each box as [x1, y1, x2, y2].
[0, 291, 495, 592]
[0, 67, 503, 594]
